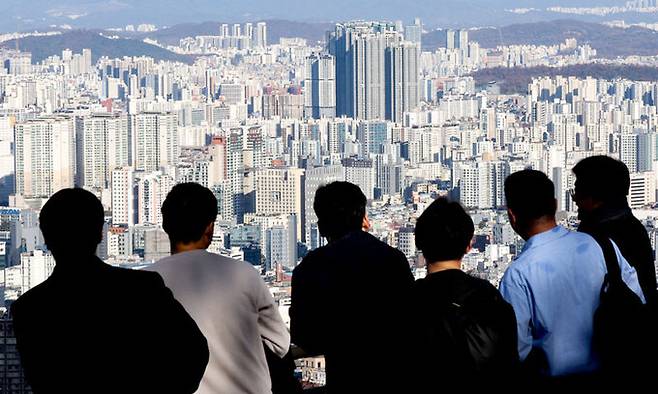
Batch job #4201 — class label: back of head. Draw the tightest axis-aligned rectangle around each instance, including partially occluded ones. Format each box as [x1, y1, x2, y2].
[314, 181, 366, 241]
[40, 188, 105, 258]
[573, 155, 630, 206]
[504, 169, 556, 226]
[162, 183, 218, 245]
[415, 198, 474, 264]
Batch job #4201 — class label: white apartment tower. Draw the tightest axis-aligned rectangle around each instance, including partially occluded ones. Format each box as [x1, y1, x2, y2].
[136, 171, 174, 225]
[111, 167, 135, 227]
[15, 117, 75, 198]
[77, 113, 130, 190]
[132, 112, 179, 173]
[19, 250, 55, 296]
[255, 22, 268, 48]
[255, 167, 305, 240]
[342, 157, 375, 200]
[456, 161, 509, 209]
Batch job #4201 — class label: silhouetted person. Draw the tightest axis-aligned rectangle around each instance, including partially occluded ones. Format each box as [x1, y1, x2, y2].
[499, 170, 644, 385]
[145, 183, 290, 394]
[11, 188, 208, 394]
[573, 155, 657, 304]
[290, 181, 415, 393]
[414, 198, 518, 390]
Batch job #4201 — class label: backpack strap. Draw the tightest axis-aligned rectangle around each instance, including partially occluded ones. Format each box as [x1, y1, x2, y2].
[592, 235, 622, 284]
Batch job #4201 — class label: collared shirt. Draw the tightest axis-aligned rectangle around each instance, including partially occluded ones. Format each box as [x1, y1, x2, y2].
[499, 225, 645, 377]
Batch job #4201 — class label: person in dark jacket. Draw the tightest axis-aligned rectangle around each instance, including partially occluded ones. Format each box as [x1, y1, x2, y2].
[572, 155, 657, 304]
[414, 198, 519, 391]
[290, 181, 415, 393]
[10, 188, 209, 394]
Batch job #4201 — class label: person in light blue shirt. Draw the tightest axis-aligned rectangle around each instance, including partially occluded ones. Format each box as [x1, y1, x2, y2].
[499, 170, 645, 378]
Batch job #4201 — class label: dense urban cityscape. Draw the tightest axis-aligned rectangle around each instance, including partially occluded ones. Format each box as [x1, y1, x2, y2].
[2, 1, 658, 391]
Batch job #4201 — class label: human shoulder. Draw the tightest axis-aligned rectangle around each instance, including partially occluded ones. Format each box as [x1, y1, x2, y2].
[103, 265, 170, 296]
[465, 273, 500, 295]
[108, 263, 163, 283]
[197, 251, 266, 284]
[294, 246, 327, 276]
[471, 276, 510, 309]
[11, 279, 53, 315]
[500, 255, 533, 294]
[153, 250, 254, 274]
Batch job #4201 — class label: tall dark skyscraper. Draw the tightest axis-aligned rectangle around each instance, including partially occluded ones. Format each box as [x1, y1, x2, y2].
[328, 21, 419, 123]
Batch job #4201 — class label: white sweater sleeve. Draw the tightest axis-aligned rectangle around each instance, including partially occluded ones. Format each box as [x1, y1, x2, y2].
[253, 272, 291, 358]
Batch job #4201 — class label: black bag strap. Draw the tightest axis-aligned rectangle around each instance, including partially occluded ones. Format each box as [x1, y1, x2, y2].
[592, 235, 622, 283]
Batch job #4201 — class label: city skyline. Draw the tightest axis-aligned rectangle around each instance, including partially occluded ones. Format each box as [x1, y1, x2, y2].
[2, 8, 658, 391]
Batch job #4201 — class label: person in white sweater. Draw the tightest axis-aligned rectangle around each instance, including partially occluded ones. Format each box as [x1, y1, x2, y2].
[146, 183, 290, 394]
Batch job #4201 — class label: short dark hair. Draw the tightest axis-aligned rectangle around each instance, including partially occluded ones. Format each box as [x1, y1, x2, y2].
[40, 188, 105, 256]
[162, 183, 218, 244]
[505, 170, 556, 223]
[573, 155, 630, 204]
[415, 198, 474, 264]
[314, 181, 366, 240]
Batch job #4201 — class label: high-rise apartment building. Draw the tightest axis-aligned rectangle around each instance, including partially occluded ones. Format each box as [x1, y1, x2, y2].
[342, 157, 375, 200]
[136, 171, 174, 225]
[255, 22, 268, 48]
[329, 21, 419, 122]
[374, 153, 404, 198]
[446, 29, 456, 49]
[15, 117, 75, 198]
[620, 132, 639, 172]
[220, 24, 230, 37]
[357, 120, 390, 154]
[304, 54, 336, 119]
[19, 250, 55, 295]
[446, 29, 468, 49]
[0, 116, 16, 203]
[232, 24, 242, 38]
[246, 213, 297, 270]
[457, 29, 469, 49]
[255, 167, 305, 240]
[208, 135, 227, 187]
[244, 22, 254, 43]
[629, 171, 656, 209]
[132, 112, 179, 173]
[219, 83, 246, 105]
[385, 41, 420, 122]
[111, 167, 135, 227]
[224, 130, 245, 223]
[76, 113, 130, 190]
[396, 225, 416, 258]
[0, 312, 30, 393]
[404, 18, 422, 47]
[303, 164, 344, 244]
[456, 160, 509, 209]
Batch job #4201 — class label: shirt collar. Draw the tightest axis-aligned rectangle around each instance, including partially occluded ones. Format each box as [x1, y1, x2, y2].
[521, 225, 569, 253]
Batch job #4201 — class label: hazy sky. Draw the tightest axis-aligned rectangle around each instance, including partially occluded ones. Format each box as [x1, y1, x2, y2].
[0, 0, 633, 31]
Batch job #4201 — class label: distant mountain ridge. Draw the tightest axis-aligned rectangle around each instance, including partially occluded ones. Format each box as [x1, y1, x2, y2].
[1, 31, 193, 64]
[132, 20, 334, 46]
[4, 19, 658, 65]
[424, 19, 658, 58]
